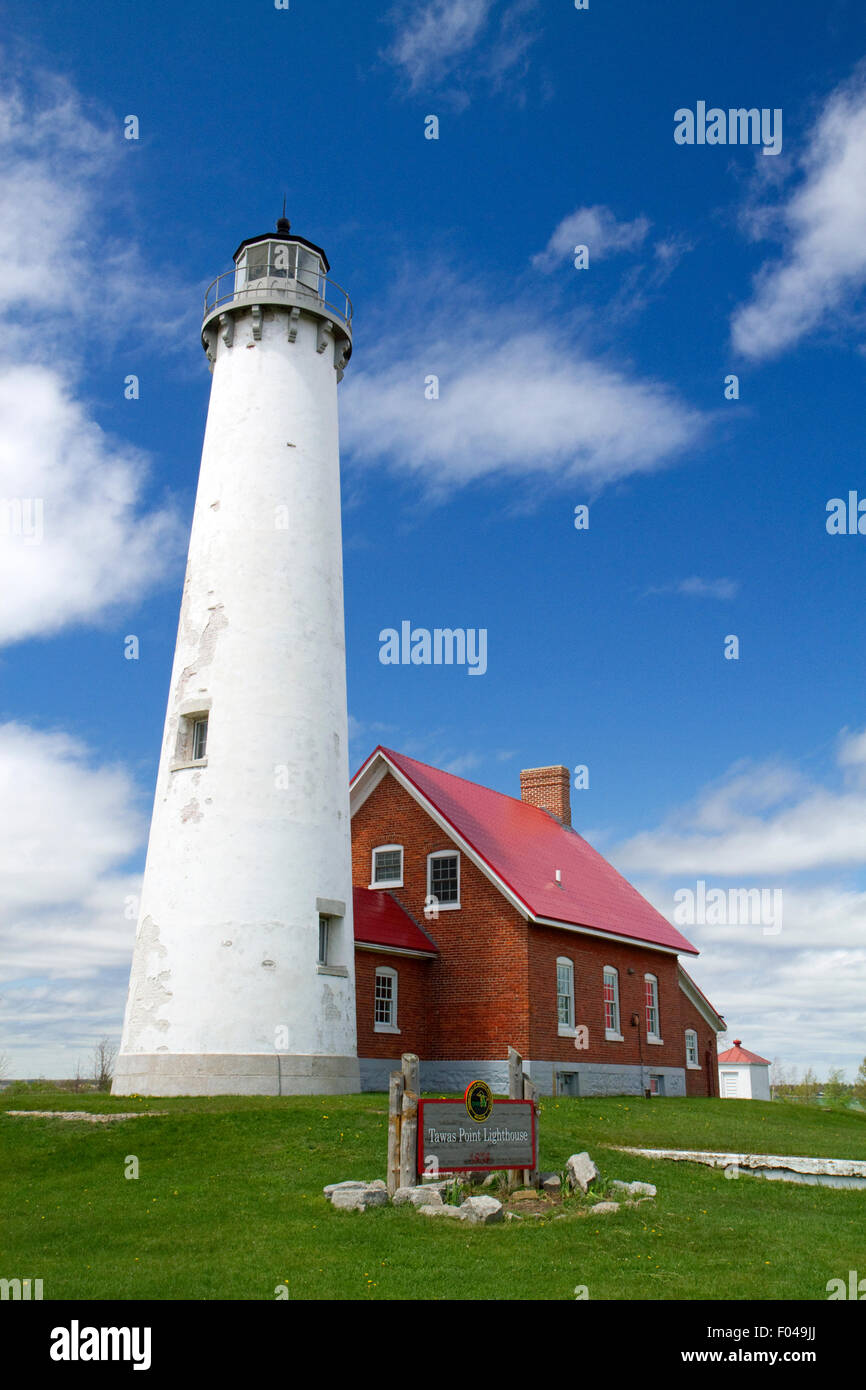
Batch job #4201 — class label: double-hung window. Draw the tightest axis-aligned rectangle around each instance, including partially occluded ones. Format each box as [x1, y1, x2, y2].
[645, 974, 661, 1041]
[603, 966, 621, 1038]
[427, 851, 460, 908]
[371, 845, 403, 888]
[374, 967, 399, 1032]
[557, 958, 575, 1031]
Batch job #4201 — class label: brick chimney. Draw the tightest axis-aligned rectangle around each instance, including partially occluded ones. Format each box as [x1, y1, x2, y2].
[520, 765, 571, 828]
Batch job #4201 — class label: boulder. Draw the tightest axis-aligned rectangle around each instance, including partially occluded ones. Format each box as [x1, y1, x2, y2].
[393, 1186, 443, 1208]
[330, 1184, 389, 1212]
[611, 1180, 656, 1197]
[323, 1180, 367, 1197]
[566, 1152, 599, 1193]
[588, 1201, 620, 1214]
[460, 1195, 504, 1225]
[420, 1204, 467, 1219]
[481, 1172, 501, 1188]
[540, 1172, 562, 1193]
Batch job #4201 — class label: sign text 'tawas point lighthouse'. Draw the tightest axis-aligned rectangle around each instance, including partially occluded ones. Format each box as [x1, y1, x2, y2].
[113, 211, 360, 1096]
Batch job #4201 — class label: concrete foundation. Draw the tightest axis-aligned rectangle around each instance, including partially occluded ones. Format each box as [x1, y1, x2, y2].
[358, 1058, 687, 1097]
[112, 1053, 361, 1097]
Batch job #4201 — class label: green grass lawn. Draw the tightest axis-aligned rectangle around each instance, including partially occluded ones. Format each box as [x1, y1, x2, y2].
[1, 1090, 864, 1301]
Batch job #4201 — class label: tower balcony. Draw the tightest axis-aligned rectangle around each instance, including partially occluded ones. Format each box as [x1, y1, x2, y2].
[201, 233, 353, 364]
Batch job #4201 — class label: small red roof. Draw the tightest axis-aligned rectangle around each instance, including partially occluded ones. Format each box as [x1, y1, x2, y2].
[353, 886, 438, 956]
[352, 747, 698, 956]
[717, 1041, 771, 1065]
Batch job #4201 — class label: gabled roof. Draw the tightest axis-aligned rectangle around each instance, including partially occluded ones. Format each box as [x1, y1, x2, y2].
[351, 747, 699, 957]
[353, 886, 438, 958]
[678, 965, 726, 1032]
[717, 1041, 771, 1065]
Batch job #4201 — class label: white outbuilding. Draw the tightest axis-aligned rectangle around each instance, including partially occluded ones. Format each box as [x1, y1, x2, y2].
[717, 1040, 772, 1100]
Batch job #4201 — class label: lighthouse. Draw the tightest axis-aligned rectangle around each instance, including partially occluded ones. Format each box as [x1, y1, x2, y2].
[112, 212, 360, 1096]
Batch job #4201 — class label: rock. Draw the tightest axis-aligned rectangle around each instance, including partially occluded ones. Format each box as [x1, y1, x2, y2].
[481, 1172, 501, 1188]
[460, 1195, 504, 1225]
[393, 1186, 443, 1208]
[330, 1184, 389, 1212]
[420, 1204, 467, 1219]
[625, 1197, 653, 1207]
[611, 1180, 656, 1197]
[540, 1173, 561, 1192]
[323, 1180, 367, 1197]
[588, 1201, 620, 1214]
[511, 1188, 544, 1202]
[505, 1212, 523, 1222]
[566, 1152, 599, 1193]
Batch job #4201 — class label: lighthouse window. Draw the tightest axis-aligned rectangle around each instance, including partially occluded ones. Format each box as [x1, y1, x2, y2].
[192, 716, 208, 761]
[317, 915, 330, 965]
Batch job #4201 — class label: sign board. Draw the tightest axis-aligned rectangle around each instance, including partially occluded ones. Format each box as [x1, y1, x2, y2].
[418, 1098, 536, 1173]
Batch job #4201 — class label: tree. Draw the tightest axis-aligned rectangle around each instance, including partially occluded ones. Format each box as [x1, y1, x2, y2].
[91, 1037, 117, 1091]
[853, 1057, 866, 1104]
[823, 1067, 846, 1102]
[799, 1067, 819, 1102]
[770, 1057, 787, 1101]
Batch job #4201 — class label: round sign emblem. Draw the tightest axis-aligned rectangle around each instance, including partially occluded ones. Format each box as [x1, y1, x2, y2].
[465, 1079, 493, 1122]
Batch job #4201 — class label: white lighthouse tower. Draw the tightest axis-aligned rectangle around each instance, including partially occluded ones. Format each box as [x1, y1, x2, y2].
[113, 211, 360, 1096]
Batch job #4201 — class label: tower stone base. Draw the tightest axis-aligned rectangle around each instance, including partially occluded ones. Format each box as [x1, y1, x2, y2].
[111, 1052, 361, 1097]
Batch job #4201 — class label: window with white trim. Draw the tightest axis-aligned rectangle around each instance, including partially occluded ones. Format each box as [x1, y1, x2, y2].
[371, 845, 403, 887]
[645, 974, 660, 1040]
[557, 957, 574, 1030]
[685, 1029, 699, 1067]
[374, 966, 399, 1032]
[427, 850, 460, 907]
[603, 966, 621, 1037]
[317, 915, 329, 966]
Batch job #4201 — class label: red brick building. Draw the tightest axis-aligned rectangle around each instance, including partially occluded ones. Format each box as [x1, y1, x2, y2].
[349, 748, 725, 1097]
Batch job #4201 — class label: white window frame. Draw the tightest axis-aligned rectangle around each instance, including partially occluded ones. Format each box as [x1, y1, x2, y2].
[317, 915, 330, 966]
[370, 844, 404, 889]
[685, 1028, 700, 1068]
[426, 849, 460, 910]
[603, 966, 623, 1040]
[556, 957, 575, 1035]
[645, 973, 662, 1043]
[374, 965, 399, 1033]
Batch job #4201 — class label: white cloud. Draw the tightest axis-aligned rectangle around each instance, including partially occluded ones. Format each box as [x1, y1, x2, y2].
[0, 365, 184, 645]
[0, 69, 187, 647]
[616, 745, 866, 877]
[604, 731, 866, 1075]
[342, 306, 703, 495]
[731, 69, 866, 358]
[385, 0, 539, 98]
[532, 205, 651, 272]
[0, 722, 143, 1074]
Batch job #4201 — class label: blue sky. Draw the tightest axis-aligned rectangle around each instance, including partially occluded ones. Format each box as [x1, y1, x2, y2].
[1, 0, 865, 1080]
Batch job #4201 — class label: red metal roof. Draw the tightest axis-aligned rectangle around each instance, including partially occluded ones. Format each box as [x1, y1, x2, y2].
[717, 1041, 771, 1065]
[352, 747, 699, 956]
[353, 886, 438, 956]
